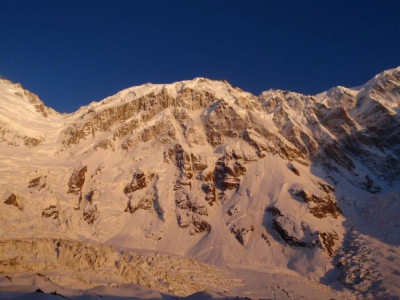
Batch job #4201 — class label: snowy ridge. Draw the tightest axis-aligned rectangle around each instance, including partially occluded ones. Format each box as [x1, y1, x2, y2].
[0, 67, 400, 299]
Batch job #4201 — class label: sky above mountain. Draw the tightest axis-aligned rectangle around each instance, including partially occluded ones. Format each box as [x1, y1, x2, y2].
[1, 0, 399, 113]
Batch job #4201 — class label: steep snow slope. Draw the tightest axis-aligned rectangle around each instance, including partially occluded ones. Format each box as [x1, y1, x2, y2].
[0, 68, 399, 299]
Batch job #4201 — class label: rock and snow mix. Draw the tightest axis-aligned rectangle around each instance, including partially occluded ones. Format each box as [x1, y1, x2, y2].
[0, 68, 399, 299]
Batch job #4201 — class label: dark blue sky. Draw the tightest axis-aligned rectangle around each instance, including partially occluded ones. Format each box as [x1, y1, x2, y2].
[1, 1, 399, 113]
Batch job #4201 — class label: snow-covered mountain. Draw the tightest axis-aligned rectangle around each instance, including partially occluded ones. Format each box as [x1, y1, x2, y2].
[0, 68, 399, 299]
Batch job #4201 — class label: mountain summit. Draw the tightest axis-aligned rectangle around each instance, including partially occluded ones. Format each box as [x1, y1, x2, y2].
[0, 68, 399, 299]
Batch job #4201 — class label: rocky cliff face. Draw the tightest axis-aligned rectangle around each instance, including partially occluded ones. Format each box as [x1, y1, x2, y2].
[1, 69, 400, 299]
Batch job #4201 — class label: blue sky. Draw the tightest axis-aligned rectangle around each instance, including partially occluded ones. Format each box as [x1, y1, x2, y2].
[1, 1, 399, 113]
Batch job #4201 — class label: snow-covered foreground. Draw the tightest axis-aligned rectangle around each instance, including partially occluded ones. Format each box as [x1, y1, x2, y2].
[0, 68, 399, 299]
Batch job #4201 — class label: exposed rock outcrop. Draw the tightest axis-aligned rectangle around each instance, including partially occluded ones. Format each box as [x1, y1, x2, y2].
[164, 144, 194, 188]
[201, 182, 216, 206]
[272, 220, 311, 248]
[83, 205, 99, 224]
[61, 88, 218, 150]
[213, 154, 246, 190]
[94, 139, 115, 151]
[124, 170, 163, 216]
[68, 166, 87, 195]
[230, 224, 254, 246]
[28, 175, 47, 191]
[318, 231, 339, 257]
[175, 189, 211, 234]
[24, 137, 42, 147]
[204, 99, 247, 147]
[266, 205, 340, 256]
[288, 162, 300, 176]
[42, 205, 59, 219]
[4, 193, 23, 211]
[293, 189, 342, 219]
[68, 166, 87, 210]
[24, 90, 52, 118]
[124, 170, 147, 194]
